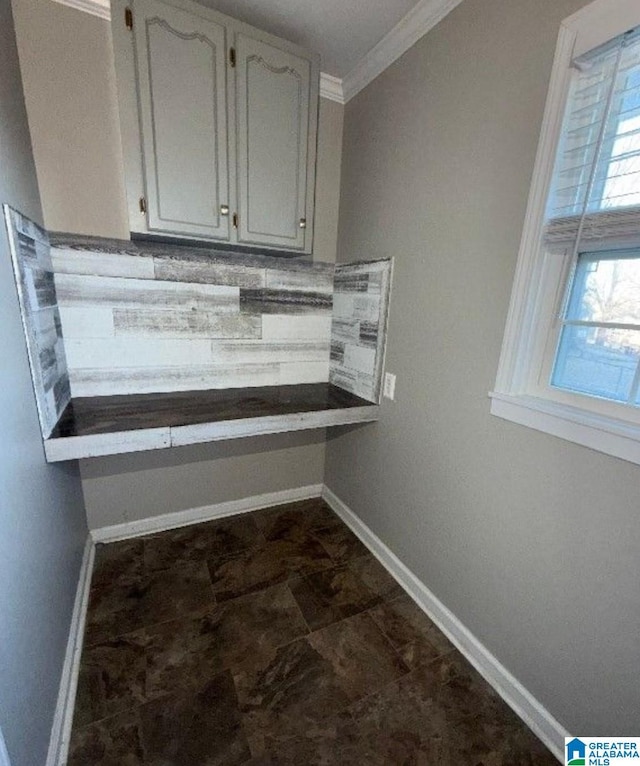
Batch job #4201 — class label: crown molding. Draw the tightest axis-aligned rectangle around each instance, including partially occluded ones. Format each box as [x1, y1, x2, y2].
[51, 0, 110, 19]
[342, 0, 465, 101]
[49, 0, 465, 104]
[319, 73, 344, 104]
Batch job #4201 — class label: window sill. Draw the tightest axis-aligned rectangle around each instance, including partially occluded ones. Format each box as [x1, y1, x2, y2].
[489, 391, 640, 466]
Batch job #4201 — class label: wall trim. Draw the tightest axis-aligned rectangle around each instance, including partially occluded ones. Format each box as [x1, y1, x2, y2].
[46, 537, 95, 766]
[490, 392, 640, 467]
[341, 0, 465, 101]
[321, 485, 568, 763]
[319, 73, 345, 104]
[91, 483, 324, 542]
[492, 22, 576, 396]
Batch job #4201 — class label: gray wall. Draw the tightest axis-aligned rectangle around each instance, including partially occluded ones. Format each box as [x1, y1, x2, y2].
[11, 0, 130, 239]
[81, 431, 326, 529]
[0, 1, 88, 764]
[314, 98, 344, 263]
[326, 0, 640, 735]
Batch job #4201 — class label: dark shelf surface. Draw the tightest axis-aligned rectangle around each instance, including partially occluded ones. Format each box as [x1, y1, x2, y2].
[50, 383, 374, 439]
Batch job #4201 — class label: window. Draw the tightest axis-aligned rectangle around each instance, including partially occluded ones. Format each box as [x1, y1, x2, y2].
[547, 32, 640, 222]
[551, 250, 640, 405]
[491, 0, 640, 465]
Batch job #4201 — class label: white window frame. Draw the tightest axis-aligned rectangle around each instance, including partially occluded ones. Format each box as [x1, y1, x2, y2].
[490, 0, 640, 466]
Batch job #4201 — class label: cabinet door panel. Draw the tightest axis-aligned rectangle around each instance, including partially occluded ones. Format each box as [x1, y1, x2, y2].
[133, 0, 229, 239]
[236, 35, 311, 251]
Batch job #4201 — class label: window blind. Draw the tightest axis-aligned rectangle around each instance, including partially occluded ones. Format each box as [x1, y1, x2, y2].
[545, 27, 640, 246]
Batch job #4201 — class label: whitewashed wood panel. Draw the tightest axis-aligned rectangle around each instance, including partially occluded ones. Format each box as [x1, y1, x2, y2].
[169, 405, 379, 449]
[333, 261, 386, 294]
[45, 406, 380, 460]
[51, 247, 155, 279]
[24, 267, 57, 312]
[343, 345, 377, 375]
[4, 205, 70, 437]
[44, 427, 172, 462]
[32, 307, 59, 350]
[266, 268, 333, 294]
[329, 367, 375, 397]
[58, 307, 115, 339]
[332, 293, 381, 322]
[114, 310, 261, 339]
[279, 360, 330, 385]
[69, 363, 280, 397]
[366, 270, 384, 294]
[240, 288, 331, 315]
[65, 338, 213, 369]
[330, 258, 392, 404]
[331, 319, 360, 343]
[41, 378, 70, 424]
[39, 344, 59, 391]
[210, 340, 329, 365]
[154, 256, 266, 288]
[262, 314, 332, 341]
[55, 273, 239, 311]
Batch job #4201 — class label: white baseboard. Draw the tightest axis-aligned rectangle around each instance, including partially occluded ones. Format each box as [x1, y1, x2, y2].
[0, 728, 11, 766]
[46, 536, 95, 766]
[91, 484, 324, 543]
[321, 485, 567, 763]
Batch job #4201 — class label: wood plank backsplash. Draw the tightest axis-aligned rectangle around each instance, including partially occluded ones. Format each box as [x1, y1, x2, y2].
[4, 206, 71, 435]
[329, 259, 393, 403]
[50, 237, 334, 397]
[6, 215, 392, 416]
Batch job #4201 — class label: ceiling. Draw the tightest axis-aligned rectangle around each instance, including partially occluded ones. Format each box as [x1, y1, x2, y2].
[196, 0, 423, 77]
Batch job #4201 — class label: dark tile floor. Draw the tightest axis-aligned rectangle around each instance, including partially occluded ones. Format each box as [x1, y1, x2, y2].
[68, 498, 558, 765]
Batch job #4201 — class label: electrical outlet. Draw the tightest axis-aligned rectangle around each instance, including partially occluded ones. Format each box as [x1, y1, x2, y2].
[383, 372, 396, 400]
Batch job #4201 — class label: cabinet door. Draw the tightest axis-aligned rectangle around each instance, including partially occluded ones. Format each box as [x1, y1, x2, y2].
[133, 0, 230, 240]
[235, 34, 313, 251]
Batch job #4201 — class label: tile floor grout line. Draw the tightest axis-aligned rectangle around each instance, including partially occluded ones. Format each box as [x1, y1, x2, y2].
[85, 575, 312, 652]
[283, 580, 314, 636]
[344, 644, 463, 722]
[361, 600, 417, 671]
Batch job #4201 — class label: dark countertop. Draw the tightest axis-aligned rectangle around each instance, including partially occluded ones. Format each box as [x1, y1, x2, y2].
[50, 383, 374, 439]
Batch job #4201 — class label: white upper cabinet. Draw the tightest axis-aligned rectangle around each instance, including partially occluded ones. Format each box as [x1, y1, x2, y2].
[133, 0, 229, 240]
[235, 34, 312, 251]
[112, 0, 319, 253]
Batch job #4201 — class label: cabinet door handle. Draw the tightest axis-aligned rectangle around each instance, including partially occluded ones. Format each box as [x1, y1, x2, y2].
[299, 218, 307, 229]
[220, 205, 229, 216]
